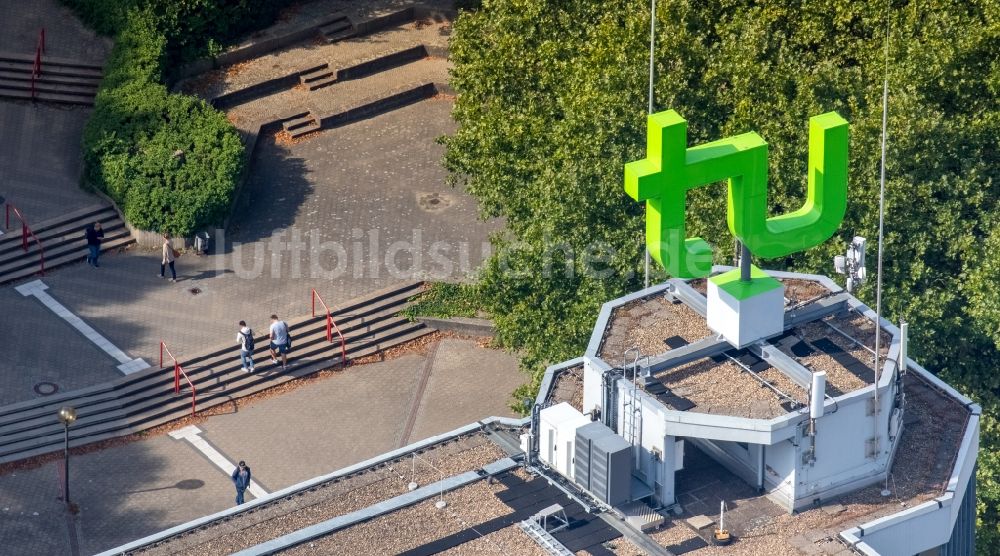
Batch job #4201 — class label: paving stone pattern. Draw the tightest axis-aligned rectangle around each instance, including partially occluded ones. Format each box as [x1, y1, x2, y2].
[230, 0, 453, 49]
[0, 283, 124, 406]
[226, 48, 451, 132]
[180, 19, 452, 100]
[0, 339, 523, 555]
[0, 0, 111, 63]
[0, 434, 234, 556]
[404, 338, 525, 444]
[0, 102, 104, 224]
[3, 97, 495, 402]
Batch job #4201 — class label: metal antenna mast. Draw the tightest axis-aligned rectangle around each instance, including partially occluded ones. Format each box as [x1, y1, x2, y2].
[873, 0, 891, 458]
[644, 0, 657, 289]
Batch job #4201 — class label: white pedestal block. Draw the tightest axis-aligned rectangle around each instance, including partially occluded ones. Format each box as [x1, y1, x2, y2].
[707, 266, 785, 348]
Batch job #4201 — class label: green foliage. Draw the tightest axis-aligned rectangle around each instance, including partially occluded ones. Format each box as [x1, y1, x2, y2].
[401, 282, 484, 319]
[447, 0, 999, 543]
[77, 6, 251, 236]
[63, 0, 289, 63]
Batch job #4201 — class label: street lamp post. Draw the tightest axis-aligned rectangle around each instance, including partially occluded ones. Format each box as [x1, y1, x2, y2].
[57, 406, 76, 507]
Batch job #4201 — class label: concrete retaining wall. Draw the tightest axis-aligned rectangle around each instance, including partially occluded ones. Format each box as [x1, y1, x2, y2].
[416, 316, 495, 337]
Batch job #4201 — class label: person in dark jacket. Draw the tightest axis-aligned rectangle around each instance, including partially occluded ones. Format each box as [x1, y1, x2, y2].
[231, 460, 252, 505]
[85, 222, 104, 267]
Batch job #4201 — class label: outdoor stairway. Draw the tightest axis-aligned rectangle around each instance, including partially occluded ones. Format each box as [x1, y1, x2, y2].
[0, 203, 133, 286]
[0, 50, 102, 106]
[282, 110, 321, 138]
[319, 14, 355, 43]
[0, 281, 432, 465]
[299, 63, 335, 91]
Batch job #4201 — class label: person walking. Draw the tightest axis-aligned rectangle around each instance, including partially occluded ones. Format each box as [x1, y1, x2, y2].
[85, 222, 104, 267]
[269, 314, 291, 370]
[237, 320, 256, 373]
[231, 460, 252, 505]
[159, 233, 177, 282]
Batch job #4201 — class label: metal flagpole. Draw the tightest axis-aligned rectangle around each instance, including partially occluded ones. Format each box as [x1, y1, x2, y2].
[872, 0, 891, 455]
[644, 0, 656, 289]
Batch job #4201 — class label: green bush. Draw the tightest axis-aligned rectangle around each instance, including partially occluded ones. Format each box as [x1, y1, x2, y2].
[76, 6, 251, 236]
[400, 282, 484, 320]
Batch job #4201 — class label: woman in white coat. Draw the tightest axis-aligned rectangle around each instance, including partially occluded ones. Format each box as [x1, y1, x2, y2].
[159, 233, 177, 282]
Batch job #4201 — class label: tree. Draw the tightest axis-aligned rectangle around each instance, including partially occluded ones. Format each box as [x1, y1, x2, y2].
[445, 0, 999, 547]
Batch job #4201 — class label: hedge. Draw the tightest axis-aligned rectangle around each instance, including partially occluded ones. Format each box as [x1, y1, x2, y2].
[66, 1, 289, 236]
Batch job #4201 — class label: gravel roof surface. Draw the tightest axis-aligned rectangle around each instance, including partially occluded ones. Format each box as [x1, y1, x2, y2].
[646, 372, 970, 555]
[279, 479, 521, 555]
[438, 523, 547, 556]
[653, 358, 795, 419]
[548, 366, 583, 412]
[600, 296, 711, 363]
[137, 434, 504, 555]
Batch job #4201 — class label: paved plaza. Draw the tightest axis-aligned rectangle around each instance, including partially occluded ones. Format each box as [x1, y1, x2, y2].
[0, 97, 495, 404]
[0, 1, 522, 554]
[0, 338, 522, 555]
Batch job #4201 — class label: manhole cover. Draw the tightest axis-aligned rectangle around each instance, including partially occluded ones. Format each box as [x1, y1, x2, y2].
[188, 288, 201, 295]
[34, 382, 59, 396]
[417, 192, 453, 212]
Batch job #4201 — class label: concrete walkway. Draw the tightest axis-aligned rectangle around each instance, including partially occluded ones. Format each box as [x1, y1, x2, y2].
[0, 338, 525, 556]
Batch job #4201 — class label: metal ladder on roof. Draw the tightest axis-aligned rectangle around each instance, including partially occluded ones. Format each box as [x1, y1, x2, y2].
[518, 519, 574, 556]
[622, 348, 643, 448]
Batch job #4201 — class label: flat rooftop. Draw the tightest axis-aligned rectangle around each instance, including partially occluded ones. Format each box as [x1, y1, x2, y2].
[127, 425, 637, 555]
[598, 276, 891, 419]
[546, 358, 972, 554]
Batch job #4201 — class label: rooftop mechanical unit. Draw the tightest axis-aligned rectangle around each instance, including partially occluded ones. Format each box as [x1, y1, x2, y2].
[574, 421, 632, 506]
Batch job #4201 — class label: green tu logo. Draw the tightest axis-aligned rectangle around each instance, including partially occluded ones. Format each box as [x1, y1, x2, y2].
[625, 110, 849, 279]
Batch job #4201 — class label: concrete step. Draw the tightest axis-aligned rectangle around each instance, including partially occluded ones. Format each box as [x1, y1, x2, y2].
[289, 121, 321, 138]
[0, 284, 424, 434]
[0, 50, 103, 72]
[320, 18, 353, 38]
[0, 57, 103, 79]
[0, 223, 130, 277]
[0, 318, 431, 463]
[0, 205, 116, 253]
[0, 234, 134, 285]
[0, 281, 424, 429]
[0, 69, 101, 88]
[0, 84, 94, 106]
[0, 212, 123, 260]
[0, 77, 98, 95]
[121, 320, 431, 428]
[337, 45, 428, 82]
[282, 113, 317, 132]
[305, 75, 336, 91]
[299, 64, 333, 84]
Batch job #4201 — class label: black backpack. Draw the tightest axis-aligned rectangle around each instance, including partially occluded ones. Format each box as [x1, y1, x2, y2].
[242, 330, 255, 352]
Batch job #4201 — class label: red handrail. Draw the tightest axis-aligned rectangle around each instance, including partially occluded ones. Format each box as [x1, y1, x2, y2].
[160, 341, 197, 416]
[31, 29, 44, 101]
[311, 289, 348, 365]
[5, 202, 45, 275]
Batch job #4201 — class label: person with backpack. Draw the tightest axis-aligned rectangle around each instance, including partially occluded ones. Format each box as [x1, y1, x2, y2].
[269, 314, 291, 371]
[237, 320, 256, 373]
[85, 221, 104, 267]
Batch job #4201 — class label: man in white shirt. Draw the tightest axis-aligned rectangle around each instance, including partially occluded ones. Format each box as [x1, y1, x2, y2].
[237, 320, 255, 373]
[269, 314, 290, 370]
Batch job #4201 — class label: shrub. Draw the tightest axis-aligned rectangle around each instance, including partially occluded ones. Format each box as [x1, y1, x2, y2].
[75, 6, 249, 236]
[64, 0, 289, 63]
